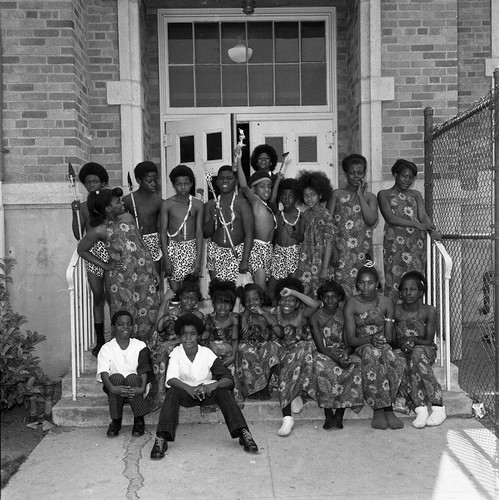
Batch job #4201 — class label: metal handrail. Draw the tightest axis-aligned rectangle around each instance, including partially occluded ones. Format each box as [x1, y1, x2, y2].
[66, 249, 94, 400]
[426, 235, 453, 391]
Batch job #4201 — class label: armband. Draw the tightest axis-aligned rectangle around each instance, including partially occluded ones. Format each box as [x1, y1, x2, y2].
[384, 317, 395, 323]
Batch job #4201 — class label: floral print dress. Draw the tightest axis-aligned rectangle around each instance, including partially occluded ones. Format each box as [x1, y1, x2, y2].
[296, 206, 336, 296]
[202, 313, 237, 366]
[333, 192, 373, 296]
[382, 190, 426, 302]
[105, 219, 158, 340]
[312, 313, 364, 411]
[236, 318, 282, 399]
[273, 308, 315, 409]
[146, 305, 183, 410]
[395, 310, 442, 409]
[354, 300, 405, 409]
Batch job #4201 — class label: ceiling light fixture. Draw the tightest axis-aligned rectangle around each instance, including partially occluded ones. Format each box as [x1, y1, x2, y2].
[228, 43, 253, 63]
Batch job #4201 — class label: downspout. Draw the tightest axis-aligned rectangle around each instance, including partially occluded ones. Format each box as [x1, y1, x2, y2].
[0, 19, 6, 262]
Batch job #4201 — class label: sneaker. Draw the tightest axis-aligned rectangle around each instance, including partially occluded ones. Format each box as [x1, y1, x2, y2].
[106, 420, 121, 437]
[132, 418, 145, 437]
[150, 436, 168, 459]
[239, 428, 258, 453]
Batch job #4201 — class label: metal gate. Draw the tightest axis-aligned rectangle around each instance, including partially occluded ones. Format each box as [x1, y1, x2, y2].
[424, 79, 498, 427]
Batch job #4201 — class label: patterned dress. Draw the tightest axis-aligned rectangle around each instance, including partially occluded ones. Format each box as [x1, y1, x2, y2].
[354, 300, 405, 409]
[312, 313, 364, 411]
[296, 206, 336, 296]
[395, 310, 442, 409]
[332, 191, 373, 296]
[382, 190, 426, 302]
[273, 308, 315, 409]
[105, 219, 158, 340]
[146, 305, 183, 410]
[236, 319, 282, 399]
[202, 313, 237, 365]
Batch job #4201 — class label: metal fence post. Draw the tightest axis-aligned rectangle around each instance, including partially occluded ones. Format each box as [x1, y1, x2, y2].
[494, 68, 499, 435]
[424, 107, 434, 220]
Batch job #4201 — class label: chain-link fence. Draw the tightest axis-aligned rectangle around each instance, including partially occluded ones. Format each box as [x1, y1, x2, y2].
[424, 88, 497, 422]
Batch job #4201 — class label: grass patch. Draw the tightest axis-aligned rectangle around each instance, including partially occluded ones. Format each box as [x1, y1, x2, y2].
[1, 455, 27, 489]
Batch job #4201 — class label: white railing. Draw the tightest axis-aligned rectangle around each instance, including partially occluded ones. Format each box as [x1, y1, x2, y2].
[66, 249, 94, 400]
[426, 234, 453, 391]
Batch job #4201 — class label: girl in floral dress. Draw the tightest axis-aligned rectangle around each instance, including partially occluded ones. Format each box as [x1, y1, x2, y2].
[395, 271, 446, 428]
[310, 280, 364, 430]
[271, 278, 319, 437]
[344, 263, 405, 430]
[378, 159, 441, 302]
[78, 188, 159, 342]
[327, 154, 378, 296]
[202, 280, 239, 369]
[295, 170, 337, 296]
[148, 276, 204, 409]
[236, 284, 283, 402]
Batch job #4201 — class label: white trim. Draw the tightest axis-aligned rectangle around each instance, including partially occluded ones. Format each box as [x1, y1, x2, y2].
[109, 0, 144, 188]
[158, 7, 337, 119]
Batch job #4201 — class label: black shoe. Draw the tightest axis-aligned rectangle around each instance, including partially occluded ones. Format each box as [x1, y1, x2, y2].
[132, 418, 145, 437]
[106, 420, 121, 437]
[150, 436, 168, 459]
[239, 428, 258, 453]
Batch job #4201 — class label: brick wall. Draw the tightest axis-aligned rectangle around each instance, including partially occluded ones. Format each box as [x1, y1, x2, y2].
[1, 0, 121, 185]
[381, 0, 459, 177]
[457, 0, 491, 111]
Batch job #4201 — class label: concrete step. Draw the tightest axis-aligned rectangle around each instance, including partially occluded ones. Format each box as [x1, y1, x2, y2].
[52, 388, 472, 428]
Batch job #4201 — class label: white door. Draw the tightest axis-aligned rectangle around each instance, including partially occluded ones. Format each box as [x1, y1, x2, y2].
[163, 115, 233, 200]
[249, 119, 337, 185]
[162, 115, 233, 298]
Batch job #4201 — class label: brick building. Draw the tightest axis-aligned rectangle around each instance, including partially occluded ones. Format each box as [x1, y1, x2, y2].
[0, 0, 497, 377]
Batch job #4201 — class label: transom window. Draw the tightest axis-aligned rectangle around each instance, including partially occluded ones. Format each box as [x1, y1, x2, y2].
[159, 8, 335, 113]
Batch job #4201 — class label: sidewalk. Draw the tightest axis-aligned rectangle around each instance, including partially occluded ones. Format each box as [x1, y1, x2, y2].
[2, 416, 497, 500]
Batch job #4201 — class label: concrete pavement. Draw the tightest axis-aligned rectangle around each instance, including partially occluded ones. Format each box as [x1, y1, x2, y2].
[2, 416, 498, 500]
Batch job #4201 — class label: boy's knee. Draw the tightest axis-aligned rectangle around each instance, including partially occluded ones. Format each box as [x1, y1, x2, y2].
[109, 373, 126, 385]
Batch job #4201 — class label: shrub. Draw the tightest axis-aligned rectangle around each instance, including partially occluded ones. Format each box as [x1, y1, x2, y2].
[0, 258, 46, 412]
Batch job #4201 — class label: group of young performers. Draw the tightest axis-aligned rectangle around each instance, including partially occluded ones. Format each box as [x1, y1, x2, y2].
[71, 144, 445, 460]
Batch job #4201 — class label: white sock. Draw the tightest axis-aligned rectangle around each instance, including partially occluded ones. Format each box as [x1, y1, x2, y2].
[412, 406, 429, 429]
[426, 406, 446, 426]
[278, 416, 295, 437]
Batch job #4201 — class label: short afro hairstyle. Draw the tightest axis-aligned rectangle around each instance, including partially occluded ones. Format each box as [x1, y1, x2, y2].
[277, 178, 298, 199]
[250, 144, 278, 172]
[391, 158, 418, 177]
[295, 170, 333, 204]
[134, 161, 158, 181]
[111, 310, 133, 325]
[180, 274, 201, 300]
[316, 280, 345, 302]
[342, 154, 367, 173]
[78, 162, 109, 185]
[169, 164, 195, 185]
[274, 277, 303, 301]
[174, 313, 204, 337]
[209, 279, 237, 306]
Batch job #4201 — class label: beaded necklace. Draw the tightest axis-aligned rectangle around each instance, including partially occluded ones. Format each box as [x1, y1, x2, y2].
[167, 195, 192, 240]
[216, 192, 236, 244]
[262, 200, 277, 229]
[280, 209, 300, 227]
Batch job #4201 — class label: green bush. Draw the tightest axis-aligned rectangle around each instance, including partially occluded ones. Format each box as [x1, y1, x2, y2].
[0, 258, 46, 412]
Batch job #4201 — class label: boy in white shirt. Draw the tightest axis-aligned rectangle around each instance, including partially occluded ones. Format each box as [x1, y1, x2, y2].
[97, 310, 153, 437]
[150, 313, 258, 459]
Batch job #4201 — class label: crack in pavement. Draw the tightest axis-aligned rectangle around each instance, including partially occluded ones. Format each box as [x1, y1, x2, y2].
[121, 433, 150, 500]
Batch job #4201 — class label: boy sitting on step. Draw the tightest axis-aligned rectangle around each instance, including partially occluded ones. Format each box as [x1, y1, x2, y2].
[97, 310, 154, 437]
